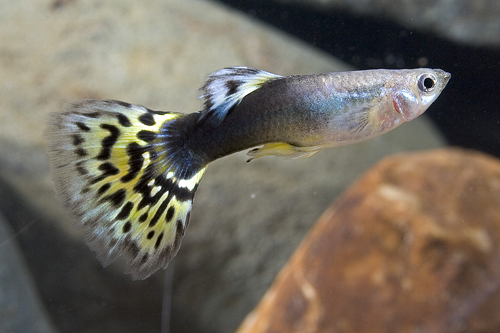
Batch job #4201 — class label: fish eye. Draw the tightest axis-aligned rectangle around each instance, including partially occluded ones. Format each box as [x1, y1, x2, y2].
[418, 73, 436, 93]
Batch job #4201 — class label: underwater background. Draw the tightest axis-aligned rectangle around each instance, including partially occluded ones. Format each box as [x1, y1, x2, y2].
[0, 0, 498, 332]
[219, 0, 500, 159]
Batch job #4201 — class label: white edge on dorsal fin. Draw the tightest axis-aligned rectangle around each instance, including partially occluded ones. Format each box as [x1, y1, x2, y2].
[199, 66, 283, 124]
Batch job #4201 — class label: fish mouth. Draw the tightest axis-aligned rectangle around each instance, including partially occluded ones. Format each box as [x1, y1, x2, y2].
[434, 69, 451, 88]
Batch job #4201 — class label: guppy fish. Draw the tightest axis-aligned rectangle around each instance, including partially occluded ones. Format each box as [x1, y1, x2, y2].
[45, 67, 450, 279]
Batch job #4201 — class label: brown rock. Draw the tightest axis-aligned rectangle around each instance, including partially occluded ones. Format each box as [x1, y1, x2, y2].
[237, 148, 500, 333]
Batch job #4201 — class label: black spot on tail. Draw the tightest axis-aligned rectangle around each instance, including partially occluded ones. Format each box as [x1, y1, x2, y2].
[90, 162, 119, 185]
[139, 213, 148, 223]
[75, 162, 88, 175]
[149, 200, 169, 227]
[166, 206, 175, 222]
[185, 212, 191, 228]
[75, 148, 88, 157]
[137, 130, 157, 142]
[112, 100, 132, 108]
[122, 221, 132, 233]
[97, 183, 111, 197]
[123, 237, 140, 259]
[138, 112, 156, 126]
[84, 112, 101, 118]
[116, 201, 134, 220]
[173, 221, 184, 249]
[98, 162, 120, 176]
[117, 113, 132, 127]
[72, 134, 84, 146]
[121, 143, 144, 183]
[147, 230, 155, 240]
[155, 232, 164, 249]
[103, 188, 126, 207]
[76, 122, 90, 132]
[96, 124, 120, 160]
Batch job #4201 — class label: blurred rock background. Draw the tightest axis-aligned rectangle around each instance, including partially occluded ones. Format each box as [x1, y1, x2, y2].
[0, 0, 496, 332]
[0, 211, 57, 333]
[265, 0, 500, 47]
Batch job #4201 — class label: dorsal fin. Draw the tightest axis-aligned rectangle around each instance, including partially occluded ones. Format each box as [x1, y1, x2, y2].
[199, 66, 282, 124]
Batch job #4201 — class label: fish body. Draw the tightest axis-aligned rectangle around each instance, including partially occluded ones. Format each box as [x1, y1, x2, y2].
[45, 67, 450, 279]
[188, 67, 450, 161]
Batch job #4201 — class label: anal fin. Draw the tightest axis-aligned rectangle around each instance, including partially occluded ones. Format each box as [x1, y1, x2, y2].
[246, 142, 321, 162]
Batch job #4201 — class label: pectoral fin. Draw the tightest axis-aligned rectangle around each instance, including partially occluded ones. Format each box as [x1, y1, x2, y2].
[246, 142, 321, 162]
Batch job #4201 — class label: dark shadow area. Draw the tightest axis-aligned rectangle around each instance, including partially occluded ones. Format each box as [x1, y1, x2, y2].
[215, 0, 500, 157]
[0, 180, 163, 333]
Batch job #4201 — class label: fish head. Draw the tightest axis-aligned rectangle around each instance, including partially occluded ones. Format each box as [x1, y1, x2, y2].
[391, 68, 451, 122]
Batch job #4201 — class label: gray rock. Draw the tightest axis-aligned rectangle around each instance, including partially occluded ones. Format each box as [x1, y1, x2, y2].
[269, 0, 500, 47]
[0, 0, 446, 332]
[0, 211, 57, 333]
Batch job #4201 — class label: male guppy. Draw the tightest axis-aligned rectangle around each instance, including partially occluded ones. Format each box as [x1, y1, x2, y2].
[45, 67, 450, 279]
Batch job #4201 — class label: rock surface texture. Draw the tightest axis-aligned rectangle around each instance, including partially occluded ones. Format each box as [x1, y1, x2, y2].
[0, 0, 445, 332]
[238, 149, 500, 333]
[270, 0, 500, 47]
